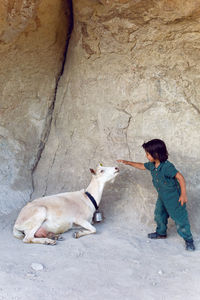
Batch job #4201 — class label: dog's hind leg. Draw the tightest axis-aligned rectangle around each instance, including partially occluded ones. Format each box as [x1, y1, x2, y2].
[21, 206, 56, 245]
[46, 232, 64, 241]
[34, 227, 64, 241]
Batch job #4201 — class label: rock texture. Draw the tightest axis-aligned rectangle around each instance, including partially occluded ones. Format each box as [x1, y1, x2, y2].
[33, 0, 200, 230]
[0, 0, 71, 213]
[1, 0, 200, 232]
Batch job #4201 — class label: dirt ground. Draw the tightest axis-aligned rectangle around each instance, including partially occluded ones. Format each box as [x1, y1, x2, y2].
[1, 210, 200, 300]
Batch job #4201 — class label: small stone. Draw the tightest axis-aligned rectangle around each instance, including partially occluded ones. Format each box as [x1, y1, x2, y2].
[31, 263, 44, 271]
[158, 270, 164, 275]
[26, 272, 36, 278]
[182, 268, 189, 273]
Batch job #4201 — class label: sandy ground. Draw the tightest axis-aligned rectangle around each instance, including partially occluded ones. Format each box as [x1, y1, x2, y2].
[1, 211, 200, 300]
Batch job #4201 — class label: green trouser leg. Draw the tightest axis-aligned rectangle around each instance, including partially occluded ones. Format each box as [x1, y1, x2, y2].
[155, 191, 193, 241]
[163, 193, 193, 241]
[154, 196, 169, 236]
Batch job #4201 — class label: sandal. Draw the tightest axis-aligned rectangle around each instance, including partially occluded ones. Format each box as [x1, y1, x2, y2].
[148, 232, 167, 239]
[185, 240, 195, 251]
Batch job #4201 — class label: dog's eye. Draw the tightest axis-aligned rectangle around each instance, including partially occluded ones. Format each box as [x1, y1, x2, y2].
[100, 170, 104, 173]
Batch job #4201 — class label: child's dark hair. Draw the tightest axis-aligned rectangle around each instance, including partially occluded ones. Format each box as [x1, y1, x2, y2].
[142, 139, 168, 162]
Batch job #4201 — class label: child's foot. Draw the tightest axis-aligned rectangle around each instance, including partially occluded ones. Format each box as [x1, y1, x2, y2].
[148, 232, 167, 239]
[185, 240, 195, 251]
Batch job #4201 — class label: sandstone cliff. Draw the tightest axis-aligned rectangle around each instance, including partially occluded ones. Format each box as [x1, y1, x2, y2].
[1, 0, 200, 231]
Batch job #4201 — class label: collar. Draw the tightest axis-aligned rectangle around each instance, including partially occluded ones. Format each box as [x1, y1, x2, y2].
[85, 191, 99, 211]
[153, 162, 164, 171]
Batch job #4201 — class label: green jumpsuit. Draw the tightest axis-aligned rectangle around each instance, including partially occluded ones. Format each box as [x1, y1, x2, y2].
[144, 160, 193, 242]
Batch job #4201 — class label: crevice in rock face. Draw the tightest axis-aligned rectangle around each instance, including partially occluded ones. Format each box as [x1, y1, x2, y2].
[30, 0, 74, 198]
[183, 93, 200, 115]
[116, 108, 133, 160]
[124, 114, 132, 160]
[43, 143, 60, 197]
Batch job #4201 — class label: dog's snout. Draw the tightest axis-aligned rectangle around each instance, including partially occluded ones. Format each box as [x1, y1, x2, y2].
[115, 167, 119, 172]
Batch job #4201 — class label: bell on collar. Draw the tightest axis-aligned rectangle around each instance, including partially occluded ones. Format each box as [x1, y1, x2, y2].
[93, 210, 103, 223]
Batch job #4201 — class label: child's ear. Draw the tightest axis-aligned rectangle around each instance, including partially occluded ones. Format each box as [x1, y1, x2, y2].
[90, 168, 96, 175]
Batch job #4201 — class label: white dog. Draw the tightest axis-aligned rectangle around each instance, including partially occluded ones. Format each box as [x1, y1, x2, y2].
[13, 165, 119, 245]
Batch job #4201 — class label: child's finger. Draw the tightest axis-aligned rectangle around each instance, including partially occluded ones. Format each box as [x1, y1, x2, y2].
[179, 197, 184, 206]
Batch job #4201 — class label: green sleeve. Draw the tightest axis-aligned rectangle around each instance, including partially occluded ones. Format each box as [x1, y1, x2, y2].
[164, 161, 178, 178]
[144, 162, 154, 171]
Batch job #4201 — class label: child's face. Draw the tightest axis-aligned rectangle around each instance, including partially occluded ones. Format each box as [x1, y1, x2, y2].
[145, 151, 155, 162]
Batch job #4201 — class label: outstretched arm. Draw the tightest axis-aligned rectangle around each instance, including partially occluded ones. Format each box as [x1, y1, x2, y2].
[117, 160, 146, 170]
[175, 172, 188, 206]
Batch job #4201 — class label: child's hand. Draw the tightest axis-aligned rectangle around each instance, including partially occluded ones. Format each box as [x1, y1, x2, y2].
[117, 159, 128, 165]
[179, 194, 188, 206]
[117, 160, 145, 170]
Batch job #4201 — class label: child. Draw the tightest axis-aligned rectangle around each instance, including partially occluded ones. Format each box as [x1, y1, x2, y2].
[117, 139, 195, 251]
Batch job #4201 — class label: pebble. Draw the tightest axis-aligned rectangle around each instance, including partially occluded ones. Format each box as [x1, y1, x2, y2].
[26, 272, 37, 278]
[158, 270, 164, 275]
[31, 263, 44, 271]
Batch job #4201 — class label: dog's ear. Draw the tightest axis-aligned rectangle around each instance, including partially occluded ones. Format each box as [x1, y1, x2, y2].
[90, 168, 96, 175]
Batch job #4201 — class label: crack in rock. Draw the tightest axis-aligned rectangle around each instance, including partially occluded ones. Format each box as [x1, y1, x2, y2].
[116, 108, 132, 160]
[30, 0, 74, 199]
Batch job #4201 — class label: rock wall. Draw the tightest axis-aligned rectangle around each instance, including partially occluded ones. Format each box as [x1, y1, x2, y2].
[0, 0, 71, 213]
[33, 0, 200, 230]
[1, 0, 200, 232]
